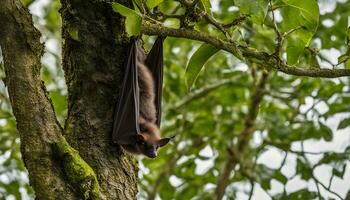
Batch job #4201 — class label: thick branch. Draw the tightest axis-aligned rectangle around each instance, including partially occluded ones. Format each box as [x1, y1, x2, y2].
[236, 73, 268, 151]
[142, 22, 350, 78]
[215, 157, 237, 200]
[142, 21, 243, 59]
[0, 1, 102, 199]
[0, 0, 76, 199]
[215, 73, 268, 200]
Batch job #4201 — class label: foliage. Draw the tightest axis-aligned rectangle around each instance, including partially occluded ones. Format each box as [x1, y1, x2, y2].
[0, 0, 350, 199]
[185, 43, 219, 90]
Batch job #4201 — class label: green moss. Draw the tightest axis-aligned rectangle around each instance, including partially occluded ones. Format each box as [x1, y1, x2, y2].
[67, 26, 79, 41]
[53, 137, 100, 200]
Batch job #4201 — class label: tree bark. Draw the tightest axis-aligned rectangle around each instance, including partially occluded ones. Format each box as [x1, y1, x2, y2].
[60, 0, 138, 199]
[0, 0, 138, 199]
[0, 0, 76, 199]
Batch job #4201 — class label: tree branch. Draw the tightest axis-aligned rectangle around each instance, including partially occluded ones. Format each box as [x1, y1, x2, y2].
[0, 1, 100, 199]
[312, 175, 344, 200]
[0, 0, 76, 198]
[215, 72, 268, 200]
[142, 22, 350, 78]
[215, 156, 237, 200]
[236, 73, 268, 151]
[201, 12, 230, 37]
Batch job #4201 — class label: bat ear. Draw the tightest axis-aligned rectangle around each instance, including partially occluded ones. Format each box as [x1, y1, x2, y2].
[158, 136, 175, 147]
[136, 134, 145, 143]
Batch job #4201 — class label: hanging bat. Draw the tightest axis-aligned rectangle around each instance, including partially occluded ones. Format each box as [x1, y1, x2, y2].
[112, 37, 173, 158]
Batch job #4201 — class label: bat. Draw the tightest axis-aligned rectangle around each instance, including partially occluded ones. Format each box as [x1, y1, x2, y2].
[112, 37, 173, 158]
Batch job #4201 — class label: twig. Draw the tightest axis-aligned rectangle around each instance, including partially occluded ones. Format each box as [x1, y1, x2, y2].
[315, 181, 322, 200]
[278, 152, 288, 171]
[141, 22, 350, 78]
[312, 175, 344, 200]
[237, 72, 268, 151]
[269, 0, 282, 55]
[283, 26, 304, 37]
[248, 181, 255, 200]
[223, 16, 247, 28]
[201, 12, 231, 38]
[328, 174, 334, 190]
[288, 149, 327, 155]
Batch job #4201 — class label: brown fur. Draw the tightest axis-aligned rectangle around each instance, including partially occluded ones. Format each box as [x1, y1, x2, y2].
[121, 42, 171, 158]
[138, 70, 157, 122]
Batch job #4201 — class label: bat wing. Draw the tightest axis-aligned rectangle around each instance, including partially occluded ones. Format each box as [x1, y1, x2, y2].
[145, 37, 165, 128]
[112, 38, 140, 145]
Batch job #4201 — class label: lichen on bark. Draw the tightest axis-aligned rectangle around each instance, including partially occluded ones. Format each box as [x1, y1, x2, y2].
[0, 0, 139, 199]
[60, 0, 139, 198]
[53, 137, 100, 200]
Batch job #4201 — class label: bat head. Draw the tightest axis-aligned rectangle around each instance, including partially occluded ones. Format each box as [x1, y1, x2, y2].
[136, 122, 174, 158]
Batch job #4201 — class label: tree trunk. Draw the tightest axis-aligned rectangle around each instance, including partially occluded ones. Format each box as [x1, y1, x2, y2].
[0, 0, 138, 199]
[60, 0, 138, 199]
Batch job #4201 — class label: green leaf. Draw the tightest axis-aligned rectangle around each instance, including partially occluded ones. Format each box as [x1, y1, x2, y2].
[146, 0, 163, 9]
[273, 171, 288, 184]
[159, 180, 175, 199]
[112, 3, 142, 36]
[235, 0, 269, 25]
[338, 54, 350, 65]
[338, 28, 350, 65]
[296, 158, 312, 180]
[283, 189, 318, 199]
[199, 0, 212, 16]
[320, 123, 333, 141]
[256, 164, 275, 190]
[319, 152, 350, 165]
[185, 44, 219, 90]
[132, 0, 142, 12]
[346, 24, 350, 45]
[286, 37, 305, 65]
[282, 0, 319, 33]
[338, 117, 350, 130]
[332, 164, 346, 178]
[282, 0, 319, 64]
[308, 53, 320, 68]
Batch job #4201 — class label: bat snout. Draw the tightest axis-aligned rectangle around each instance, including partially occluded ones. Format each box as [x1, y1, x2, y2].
[148, 154, 157, 158]
[146, 149, 157, 158]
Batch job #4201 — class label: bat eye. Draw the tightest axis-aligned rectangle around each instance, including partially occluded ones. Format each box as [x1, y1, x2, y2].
[139, 125, 148, 132]
[137, 140, 145, 145]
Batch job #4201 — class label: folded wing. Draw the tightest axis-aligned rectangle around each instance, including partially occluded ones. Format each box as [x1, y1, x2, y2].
[112, 38, 140, 145]
[145, 37, 165, 128]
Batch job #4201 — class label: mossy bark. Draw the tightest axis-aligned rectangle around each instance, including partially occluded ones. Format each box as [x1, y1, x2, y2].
[0, 0, 76, 199]
[60, 0, 138, 199]
[53, 137, 101, 200]
[0, 0, 138, 199]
